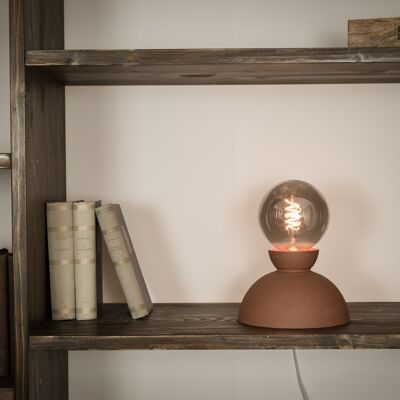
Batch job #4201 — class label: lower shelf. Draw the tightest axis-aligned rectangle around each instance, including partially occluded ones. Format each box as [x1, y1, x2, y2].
[0, 377, 14, 400]
[29, 302, 400, 351]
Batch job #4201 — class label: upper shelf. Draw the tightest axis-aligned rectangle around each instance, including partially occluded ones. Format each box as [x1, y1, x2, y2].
[29, 302, 400, 351]
[25, 48, 400, 85]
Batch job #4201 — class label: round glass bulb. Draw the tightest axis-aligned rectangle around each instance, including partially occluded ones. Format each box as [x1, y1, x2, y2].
[259, 180, 329, 251]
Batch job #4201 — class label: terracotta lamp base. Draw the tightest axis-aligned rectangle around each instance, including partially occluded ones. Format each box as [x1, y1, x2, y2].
[238, 249, 349, 329]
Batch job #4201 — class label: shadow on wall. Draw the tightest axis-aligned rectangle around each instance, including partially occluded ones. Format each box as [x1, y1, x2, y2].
[320, 181, 386, 301]
[227, 182, 276, 301]
[102, 202, 187, 303]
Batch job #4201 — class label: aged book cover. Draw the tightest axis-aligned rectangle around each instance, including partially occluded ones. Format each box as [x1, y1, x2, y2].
[47, 202, 76, 320]
[73, 201, 97, 320]
[0, 249, 10, 375]
[95, 204, 152, 319]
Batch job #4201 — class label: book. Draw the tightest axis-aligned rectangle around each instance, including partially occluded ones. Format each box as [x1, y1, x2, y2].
[95, 204, 153, 319]
[0, 249, 10, 375]
[73, 202, 97, 320]
[46, 202, 76, 320]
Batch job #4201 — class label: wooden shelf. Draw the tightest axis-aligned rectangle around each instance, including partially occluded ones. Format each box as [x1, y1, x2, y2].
[29, 302, 400, 351]
[0, 377, 14, 400]
[25, 48, 400, 85]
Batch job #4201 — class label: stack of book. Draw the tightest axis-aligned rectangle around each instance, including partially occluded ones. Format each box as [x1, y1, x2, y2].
[46, 202, 152, 321]
[0, 248, 11, 376]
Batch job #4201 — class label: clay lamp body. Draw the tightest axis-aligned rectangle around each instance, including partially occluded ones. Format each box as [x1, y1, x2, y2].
[238, 180, 349, 329]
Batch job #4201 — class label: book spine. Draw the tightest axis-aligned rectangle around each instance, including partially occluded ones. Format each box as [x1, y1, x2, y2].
[95, 204, 153, 319]
[0, 250, 9, 375]
[73, 202, 97, 320]
[94, 200, 103, 317]
[47, 203, 76, 320]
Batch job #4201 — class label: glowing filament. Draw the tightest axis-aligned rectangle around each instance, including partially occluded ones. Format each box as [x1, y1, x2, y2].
[284, 195, 302, 249]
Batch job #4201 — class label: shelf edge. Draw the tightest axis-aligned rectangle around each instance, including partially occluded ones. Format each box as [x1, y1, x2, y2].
[25, 48, 400, 67]
[29, 333, 400, 351]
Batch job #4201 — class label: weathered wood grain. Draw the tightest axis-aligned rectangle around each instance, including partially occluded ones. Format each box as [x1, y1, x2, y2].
[29, 303, 400, 351]
[9, 0, 29, 398]
[23, 0, 64, 51]
[349, 17, 400, 48]
[28, 351, 67, 400]
[25, 48, 400, 85]
[26, 47, 400, 65]
[9, 1, 66, 399]
[25, 70, 66, 326]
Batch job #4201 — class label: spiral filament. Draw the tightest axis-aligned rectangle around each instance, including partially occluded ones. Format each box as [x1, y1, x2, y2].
[284, 195, 302, 249]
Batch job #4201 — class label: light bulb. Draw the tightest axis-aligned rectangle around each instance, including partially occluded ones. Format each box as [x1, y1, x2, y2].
[259, 180, 329, 251]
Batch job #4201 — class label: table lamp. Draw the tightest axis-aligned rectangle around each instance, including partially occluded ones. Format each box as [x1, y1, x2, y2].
[238, 180, 349, 329]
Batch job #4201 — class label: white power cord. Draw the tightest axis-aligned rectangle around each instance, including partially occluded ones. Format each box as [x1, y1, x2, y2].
[292, 349, 309, 400]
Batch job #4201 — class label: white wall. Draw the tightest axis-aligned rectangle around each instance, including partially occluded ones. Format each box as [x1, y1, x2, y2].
[1, 0, 400, 399]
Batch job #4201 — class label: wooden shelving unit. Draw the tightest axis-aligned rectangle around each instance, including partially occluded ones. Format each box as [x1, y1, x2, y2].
[6, 0, 400, 399]
[30, 303, 400, 351]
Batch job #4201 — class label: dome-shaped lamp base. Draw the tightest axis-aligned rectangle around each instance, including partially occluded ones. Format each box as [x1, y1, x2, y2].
[238, 250, 349, 329]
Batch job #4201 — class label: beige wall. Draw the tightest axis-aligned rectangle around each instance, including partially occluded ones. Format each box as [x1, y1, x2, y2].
[1, 0, 400, 399]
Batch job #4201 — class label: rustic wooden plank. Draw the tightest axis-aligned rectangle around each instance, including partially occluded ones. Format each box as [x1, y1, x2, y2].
[23, 0, 64, 50]
[29, 351, 67, 400]
[25, 48, 400, 85]
[29, 303, 400, 351]
[24, 0, 67, 397]
[349, 17, 400, 48]
[9, 1, 66, 399]
[25, 70, 66, 326]
[26, 47, 400, 65]
[9, 0, 29, 398]
[0, 376, 14, 400]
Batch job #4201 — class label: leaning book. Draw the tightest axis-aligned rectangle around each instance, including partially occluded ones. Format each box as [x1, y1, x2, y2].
[95, 204, 153, 319]
[46, 202, 76, 320]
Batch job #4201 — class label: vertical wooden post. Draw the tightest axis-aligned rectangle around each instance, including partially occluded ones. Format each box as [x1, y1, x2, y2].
[29, 351, 68, 400]
[10, 0, 29, 397]
[9, 0, 67, 399]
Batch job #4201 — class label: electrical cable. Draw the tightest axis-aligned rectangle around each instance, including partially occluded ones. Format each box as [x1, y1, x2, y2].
[292, 349, 309, 400]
